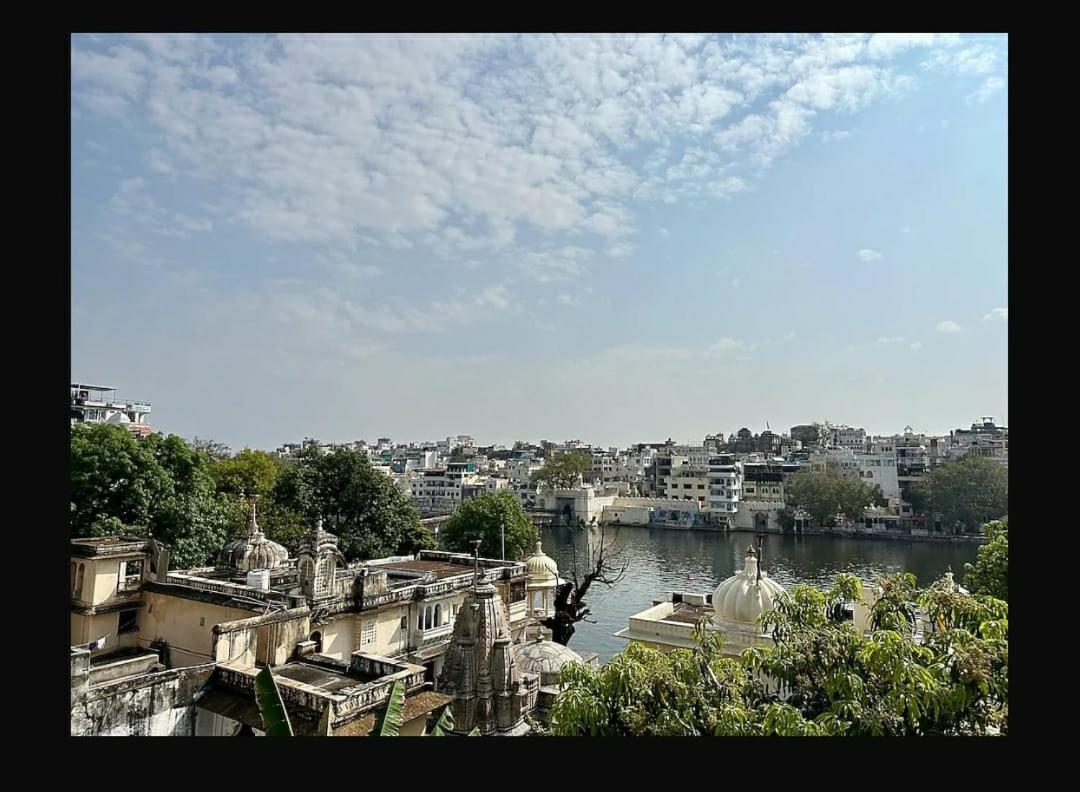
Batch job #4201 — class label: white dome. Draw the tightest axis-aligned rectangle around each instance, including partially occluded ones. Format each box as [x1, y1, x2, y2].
[713, 546, 786, 629]
[107, 411, 131, 424]
[514, 637, 582, 685]
[524, 541, 558, 585]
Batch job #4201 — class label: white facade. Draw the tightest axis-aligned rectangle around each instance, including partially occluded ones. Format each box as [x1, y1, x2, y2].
[706, 456, 742, 517]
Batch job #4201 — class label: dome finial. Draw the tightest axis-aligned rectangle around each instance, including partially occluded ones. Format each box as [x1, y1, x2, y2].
[248, 494, 262, 538]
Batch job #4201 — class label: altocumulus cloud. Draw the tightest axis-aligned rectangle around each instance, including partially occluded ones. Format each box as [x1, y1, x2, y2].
[936, 320, 964, 333]
[72, 34, 992, 284]
[982, 307, 1008, 321]
[857, 248, 883, 262]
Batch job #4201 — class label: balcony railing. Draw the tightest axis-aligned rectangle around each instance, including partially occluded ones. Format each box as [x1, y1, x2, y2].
[118, 575, 142, 593]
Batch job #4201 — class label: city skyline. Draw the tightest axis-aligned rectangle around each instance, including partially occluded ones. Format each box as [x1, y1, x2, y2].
[72, 34, 1008, 451]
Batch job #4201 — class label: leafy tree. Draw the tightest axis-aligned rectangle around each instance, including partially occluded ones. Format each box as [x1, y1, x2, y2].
[270, 447, 432, 561]
[70, 424, 235, 569]
[964, 519, 1008, 600]
[190, 436, 232, 461]
[211, 448, 285, 497]
[909, 456, 1008, 534]
[547, 572, 1008, 736]
[532, 452, 592, 490]
[440, 491, 539, 560]
[785, 466, 879, 527]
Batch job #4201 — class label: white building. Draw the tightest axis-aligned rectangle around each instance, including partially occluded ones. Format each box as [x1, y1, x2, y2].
[70, 384, 152, 437]
[947, 417, 1008, 467]
[707, 454, 742, 521]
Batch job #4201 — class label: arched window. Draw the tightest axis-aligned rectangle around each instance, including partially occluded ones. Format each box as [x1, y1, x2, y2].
[310, 631, 323, 653]
[418, 609, 424, 630]
[434, 604, 442, 626]
[71, 562, 77, 593]
[424, 606, 432, 630]
[74, 564, 85, 600]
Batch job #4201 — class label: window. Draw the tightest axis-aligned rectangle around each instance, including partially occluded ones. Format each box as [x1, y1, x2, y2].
[418, 610, 424, 630]
[73, 563, 85, 599]
[362, 621, 377, 646]
[118, 609, 138, 635]
[424, 606, 433, 630]
[434, 604, 442, 627]
[400, 615, 408, 631]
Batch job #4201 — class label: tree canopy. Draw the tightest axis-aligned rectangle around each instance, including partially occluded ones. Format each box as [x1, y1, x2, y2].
[545, 572, 1008, 736]
[439, 491, 538, 561]
[964, 519, 1008, 600]
[270, 446, 432, 560]
[785, 466, 882, 527]
[70, 424, 238, 569]
[532, 452, 592, 490]
[908, 455, 1008, 533]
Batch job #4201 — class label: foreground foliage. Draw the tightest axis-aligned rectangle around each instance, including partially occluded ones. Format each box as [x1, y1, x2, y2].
[545, 572, 1007, 736]
[964, 519, 1008, 601]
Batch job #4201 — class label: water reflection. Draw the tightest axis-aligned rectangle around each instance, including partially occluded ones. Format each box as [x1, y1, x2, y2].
[540, 525, 980, 661]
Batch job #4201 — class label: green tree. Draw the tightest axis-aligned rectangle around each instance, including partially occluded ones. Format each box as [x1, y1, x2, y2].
[71, 424, 236, 569]
[271, 447, 432, 561]
[785, 466, 879, 527]
[440, 491, 539, 561]
[532, 452, 592, 490]
[910, 456, 1008, 534]
[211, 448, 284, 497]
[964, 519, 1008, 600]
[547, 572, 1008, 736]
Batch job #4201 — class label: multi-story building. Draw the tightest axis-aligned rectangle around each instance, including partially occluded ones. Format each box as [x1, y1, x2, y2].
[829, 425, 867, 450]
[70, 383, 152, 437]
[664, 466, 710, 506]
[948, 417, 1008, 467]
[740, 461, 801, 504]
[706, 454, 742, 524]
[69, 517, 548, 736]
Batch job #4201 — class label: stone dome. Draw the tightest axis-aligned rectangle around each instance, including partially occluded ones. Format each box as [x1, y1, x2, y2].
[217, 502, 289, 574]
[712, 545, 786, 629]
[514, 636, 582, 685]
[524, 541, 558, 585]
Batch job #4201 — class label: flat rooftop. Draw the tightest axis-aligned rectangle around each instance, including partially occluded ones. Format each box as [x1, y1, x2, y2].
[664, 602, 714, 625]
[71, 535, 151, 558]
[272, 660, 381, 691]
[380, 559, 475, 580]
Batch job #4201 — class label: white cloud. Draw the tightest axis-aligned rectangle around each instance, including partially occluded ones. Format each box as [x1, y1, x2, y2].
[779, 331, 797, 343]
[657, 226, 670, 237]
[821, 129, 853, 143]
[71, 33, 972, 264]
[875, 336, 905, 346]
[922, 43, 998, 76]
[936, 320, 964, 333]
[857, 248, 883, 262]
[865, 33, 959, 60]
[982, 307, 1008, 322]
[966, 76, 1006, 105]
[731, 277, 741, 288]
[909, 342, 922, 352]
[704, 337, 750, 361]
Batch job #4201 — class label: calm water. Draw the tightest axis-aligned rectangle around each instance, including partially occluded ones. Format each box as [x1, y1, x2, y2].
[541, 525, 980, 662]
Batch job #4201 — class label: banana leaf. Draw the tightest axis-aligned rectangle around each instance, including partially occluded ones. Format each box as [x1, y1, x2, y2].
[254, 667, 293, 736]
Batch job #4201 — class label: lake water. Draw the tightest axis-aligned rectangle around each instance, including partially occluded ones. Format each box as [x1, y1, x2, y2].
[540, 524, 981, 661]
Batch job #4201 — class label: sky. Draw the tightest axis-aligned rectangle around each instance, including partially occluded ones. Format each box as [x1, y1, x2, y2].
[71, 33, 1008, 451]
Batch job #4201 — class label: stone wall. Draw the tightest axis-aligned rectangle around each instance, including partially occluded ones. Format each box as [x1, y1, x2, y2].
[71, 657, 215, 736]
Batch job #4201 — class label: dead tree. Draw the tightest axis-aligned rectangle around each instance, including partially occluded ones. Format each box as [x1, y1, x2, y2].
[541, 518, 630, 646]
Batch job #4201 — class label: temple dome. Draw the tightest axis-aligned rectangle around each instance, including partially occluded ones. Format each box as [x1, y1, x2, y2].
[524, 541, 558, 585]
[712, 545, 786, 629]
[514, 636, 581, 685]
[217, 502, 289, 574]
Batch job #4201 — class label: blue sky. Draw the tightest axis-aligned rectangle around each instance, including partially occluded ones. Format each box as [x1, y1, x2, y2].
[71, 34, 1008, 451]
